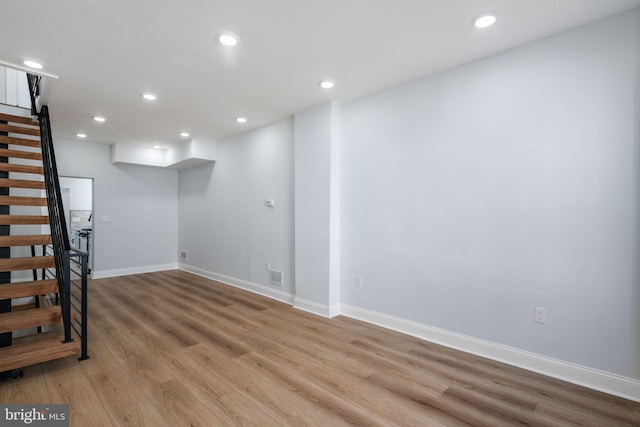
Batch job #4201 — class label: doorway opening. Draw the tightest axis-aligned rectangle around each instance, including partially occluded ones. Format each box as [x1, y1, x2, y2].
[59, 177, 94, 276]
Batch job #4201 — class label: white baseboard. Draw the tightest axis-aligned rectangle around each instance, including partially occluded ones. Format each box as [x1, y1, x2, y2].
[92, 263, 178, 279]
[178, 264, 294, 305]
[88, 264, 639, 402]
[340, 304, 640, 403]
[293, 297, 340, 318]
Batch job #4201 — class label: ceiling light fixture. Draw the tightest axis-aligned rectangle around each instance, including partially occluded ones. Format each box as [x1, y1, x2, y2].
[236, 117, 247, 124]
[180, 132, 190, 137]
[93, 116, 106, 122]
[218, 32, 238, 46]
[76, 133, 87, 138]
[320, 80, 335, 89]
[23, 60, 43, 69]
[473, 12, 498, 29]
[142, 93, 157, 101]
[152, 145, 163, 149]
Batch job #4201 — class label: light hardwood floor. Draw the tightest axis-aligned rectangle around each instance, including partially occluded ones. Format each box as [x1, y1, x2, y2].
[1, 270, 639, 426]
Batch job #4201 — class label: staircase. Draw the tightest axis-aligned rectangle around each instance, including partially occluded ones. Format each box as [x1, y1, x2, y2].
[0, 110, 81, 375]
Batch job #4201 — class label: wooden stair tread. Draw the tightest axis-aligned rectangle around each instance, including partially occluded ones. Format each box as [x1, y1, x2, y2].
[0, 148, 43, 161]
[0, 234, 52, 247]
[0, 215, 49, 225]
[0, 135, 41, 148]
[0, 195, 47, 206]
[0, 306, 63, 334]
[0, 112, 39, 126]
[0, 335, 79, 372]
[0, 279, 57, 299]
[0, 256, 55, 272]
[0, 123, 40, 136]
[0, 178, 45, 189]
[0, 163, 44, 175]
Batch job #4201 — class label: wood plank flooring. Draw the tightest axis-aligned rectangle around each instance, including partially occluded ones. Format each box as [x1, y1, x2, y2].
[1, 270, 639, 426]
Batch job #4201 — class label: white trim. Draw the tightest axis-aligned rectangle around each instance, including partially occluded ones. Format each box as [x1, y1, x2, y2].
[329, 303, 341, 318]
[0, 60, 60, 79]
[92, 263, 177, 279]
[340, 304, 640, 403]
[293, 297, 340, 318]
[178, 264, 294, 305]
[0, 104, 32, 117]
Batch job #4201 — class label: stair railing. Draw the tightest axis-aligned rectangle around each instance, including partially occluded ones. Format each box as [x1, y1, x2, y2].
[27, 74, 89, 360]
[26, 74, 41, 117]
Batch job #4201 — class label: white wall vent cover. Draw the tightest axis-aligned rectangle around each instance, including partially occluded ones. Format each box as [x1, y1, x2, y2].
[269, 270, 283, 287]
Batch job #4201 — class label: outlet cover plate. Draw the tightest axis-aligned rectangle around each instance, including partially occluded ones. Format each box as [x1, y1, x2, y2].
[534, 307, 547, 324]
[355, 275, 363, 287]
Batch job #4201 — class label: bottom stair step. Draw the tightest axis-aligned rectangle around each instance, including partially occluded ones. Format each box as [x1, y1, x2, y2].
[0, 336, 80, 371]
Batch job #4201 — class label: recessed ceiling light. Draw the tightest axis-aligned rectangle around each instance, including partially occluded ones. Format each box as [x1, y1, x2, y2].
[93, 116, 106, 122]
[152, 145, 163, 149]
[218, 32, 238, 46]
[23, 60, 43, 70]
[142, 93, 157, 101]
[320, 80, 335, 89]
[180, 132, 190, 137]
[473, 12, 498, 29]
[236, 117, 247, 124]
[76, 133, 87, 138]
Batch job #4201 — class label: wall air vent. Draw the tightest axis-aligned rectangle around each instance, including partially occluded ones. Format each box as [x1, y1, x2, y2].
[269, 270, 283, 287]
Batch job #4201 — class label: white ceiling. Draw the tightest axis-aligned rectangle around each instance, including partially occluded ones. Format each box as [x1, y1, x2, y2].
[2, 0, 639, 147]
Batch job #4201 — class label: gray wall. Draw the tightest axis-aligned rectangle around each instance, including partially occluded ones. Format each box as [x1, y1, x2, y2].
[54, 138, 179, 276]
[178, 118, 294, 294]
[339, 10, 640, 378]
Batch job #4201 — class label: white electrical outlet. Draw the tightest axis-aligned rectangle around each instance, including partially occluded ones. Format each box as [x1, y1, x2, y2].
[534, 307, 547, 324]
[355, 275, 363, 287]
[180, 251, 188, 261]
[103, 248, 110, 257]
